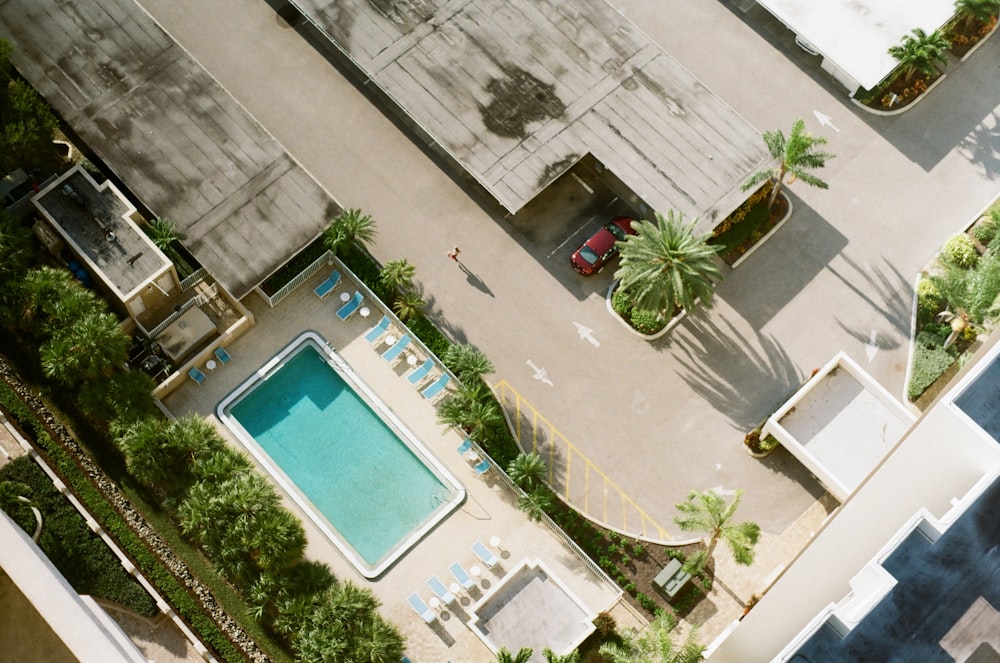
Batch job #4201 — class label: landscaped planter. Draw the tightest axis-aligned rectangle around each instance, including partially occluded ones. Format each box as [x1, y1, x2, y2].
[729, 194, 794, 269]
[606, 280, 687, 340]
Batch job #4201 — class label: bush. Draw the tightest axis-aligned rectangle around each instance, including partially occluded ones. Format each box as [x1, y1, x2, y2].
[611, 287, 633, 317]
[973, 215, 1000, 245]
[941, 234, 979, 268]
[0, 456, 157, 616]
[629, 307, 664, 335]
[636, 592, 658, 612]
[908, 344, 956, 400]
[916, 277, 943, 325]
[593, 611, 617, 637]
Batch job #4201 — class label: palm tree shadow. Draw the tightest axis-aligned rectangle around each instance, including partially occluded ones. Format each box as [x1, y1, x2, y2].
[828, 255, 914, 349]
[457, 262, 494, 297]
[673, 316, 803, 431]
[959, 108, 1000, 180]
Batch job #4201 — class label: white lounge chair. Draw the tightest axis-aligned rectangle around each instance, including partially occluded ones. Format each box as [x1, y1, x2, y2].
[406, 592, 437, 624]
[426, 575, 457, 605]
[472, 540, 498, 568]
[449, 562, 475, 591]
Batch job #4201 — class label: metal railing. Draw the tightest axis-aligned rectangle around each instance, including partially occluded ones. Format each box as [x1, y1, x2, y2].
[257, 250, 333, 307]
[179, 267, 207, 291]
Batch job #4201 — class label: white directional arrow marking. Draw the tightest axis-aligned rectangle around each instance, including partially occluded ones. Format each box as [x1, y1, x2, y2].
[708, 485, 737, 497]
[526, 359, 554, 386]
[813, 109, 840, 132]
[573, 322, 600, 347]
[865, 330, 879, 362]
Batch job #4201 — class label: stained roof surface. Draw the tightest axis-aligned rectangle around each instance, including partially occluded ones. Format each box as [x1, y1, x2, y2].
[291, 0, 768, 226]
[0, 0, 333, 299]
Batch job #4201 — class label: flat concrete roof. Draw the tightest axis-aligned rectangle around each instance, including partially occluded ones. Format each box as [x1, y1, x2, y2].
[290, 0, 769, 228]
[33, 166, 170, 301]
[0, 0, 333, 299]
[755, 0, 956, 90]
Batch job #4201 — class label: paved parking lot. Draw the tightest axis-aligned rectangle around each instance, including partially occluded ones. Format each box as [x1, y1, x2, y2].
[137, 0, 1000, 553]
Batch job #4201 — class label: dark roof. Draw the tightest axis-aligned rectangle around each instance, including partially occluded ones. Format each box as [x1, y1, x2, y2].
[289, 0, 768, 227]
[0, 0, 332, 298]
[33, 167, 170, 299]
[794, 477, 1000, 662]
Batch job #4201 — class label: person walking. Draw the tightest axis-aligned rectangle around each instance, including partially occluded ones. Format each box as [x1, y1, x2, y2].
[447, 245, 461, 262]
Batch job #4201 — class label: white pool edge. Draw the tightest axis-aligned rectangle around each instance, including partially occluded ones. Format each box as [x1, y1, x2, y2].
[216, 330, 466, 579]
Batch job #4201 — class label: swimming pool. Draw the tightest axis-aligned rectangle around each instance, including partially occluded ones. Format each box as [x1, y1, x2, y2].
[217, 332, 464, 578]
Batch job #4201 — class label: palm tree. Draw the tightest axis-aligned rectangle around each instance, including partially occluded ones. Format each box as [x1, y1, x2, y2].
[673, 489, 760, 575]
[495, 647, 534, 663]
[614, 211, 721, 316]
[323, 208, 377, 256]
[929, 251, 1000, 347]
[955, 0, 1000, 28]
[191, 447, 253, 484]
[4, 266, 75, 334]
[543, 648, 580, 663]
[77, 369, 157, 425]
[518, 488, 555, 522]
[600, 611, 704, 663]
[114, 415, 224, 496]
[392, 291, 425, 322]
[378, 258, 416, 293]
[443, 343, 495, 383]
[888, 28, 951, 84]
[742, 118, 833, 210]
[0, 210, 35, 285]
[146, 217, 185, 250]
[508, 452, 547, 492]
[436, 382, 502, 440]
[40, 311, 128, 384]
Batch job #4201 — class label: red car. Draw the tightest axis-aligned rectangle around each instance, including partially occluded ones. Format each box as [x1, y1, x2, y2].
[570, 216, 637, 275]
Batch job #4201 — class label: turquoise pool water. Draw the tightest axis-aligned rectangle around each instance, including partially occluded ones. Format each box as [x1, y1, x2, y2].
[223, 337, 460, 575]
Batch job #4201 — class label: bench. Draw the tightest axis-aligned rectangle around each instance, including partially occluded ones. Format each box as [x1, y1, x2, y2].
[653, 558, 692, 599]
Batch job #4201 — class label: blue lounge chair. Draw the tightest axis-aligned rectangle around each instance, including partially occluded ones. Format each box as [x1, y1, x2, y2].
[313, 269, 341, 298]
[382, 334, 411, 363]
[449, 561, 475, 591]
[406, 358, 434, 385]
[456, 438, 472, 456]
[214, 346, 232, 365]
[406, 593, 437, 624]
[426, 575, 457, 605]
[421, 373, 450, 400]
[473, 540, 498, 568]
[364, 316, 391, 344]
[473, 459, 491, 476]
[336, 291, 364, 321]
[188, 366, 206, 385]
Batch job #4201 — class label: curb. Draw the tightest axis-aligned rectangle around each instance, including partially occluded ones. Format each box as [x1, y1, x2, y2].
[850, 73, 948, 117]
[605, 280, 687, 340]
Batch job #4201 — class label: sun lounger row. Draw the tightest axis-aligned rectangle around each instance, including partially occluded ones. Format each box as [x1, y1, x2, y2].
[361, 314, 453, 400]
[408, 554, 495, 624]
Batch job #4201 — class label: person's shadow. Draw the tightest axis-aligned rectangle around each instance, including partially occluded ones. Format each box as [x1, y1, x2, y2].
[458, 262, 494, 297]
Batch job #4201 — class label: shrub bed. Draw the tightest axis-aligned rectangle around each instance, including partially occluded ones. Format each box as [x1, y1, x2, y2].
[0, 455, 157, 616]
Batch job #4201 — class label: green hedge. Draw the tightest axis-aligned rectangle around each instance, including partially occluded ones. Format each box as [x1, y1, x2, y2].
[0, 380, 251, 663]
[0, 456, 157, 616]
[908, 344, 956, 401]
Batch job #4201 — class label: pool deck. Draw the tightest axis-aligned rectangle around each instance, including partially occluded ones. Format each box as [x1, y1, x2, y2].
[161, 271, 621, 660]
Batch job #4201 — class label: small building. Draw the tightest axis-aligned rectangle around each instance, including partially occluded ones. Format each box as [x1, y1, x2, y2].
[31, 165, 180, 325]
[754, 0, 956, 92]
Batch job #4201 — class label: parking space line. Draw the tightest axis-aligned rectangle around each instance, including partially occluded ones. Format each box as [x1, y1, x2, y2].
[494, 379, 674, 542]
[547, 213, 598, 259]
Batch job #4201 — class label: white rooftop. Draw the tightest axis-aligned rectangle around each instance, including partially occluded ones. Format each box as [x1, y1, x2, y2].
[763, 352, 915, 501]
[755, 0, 956, 90]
